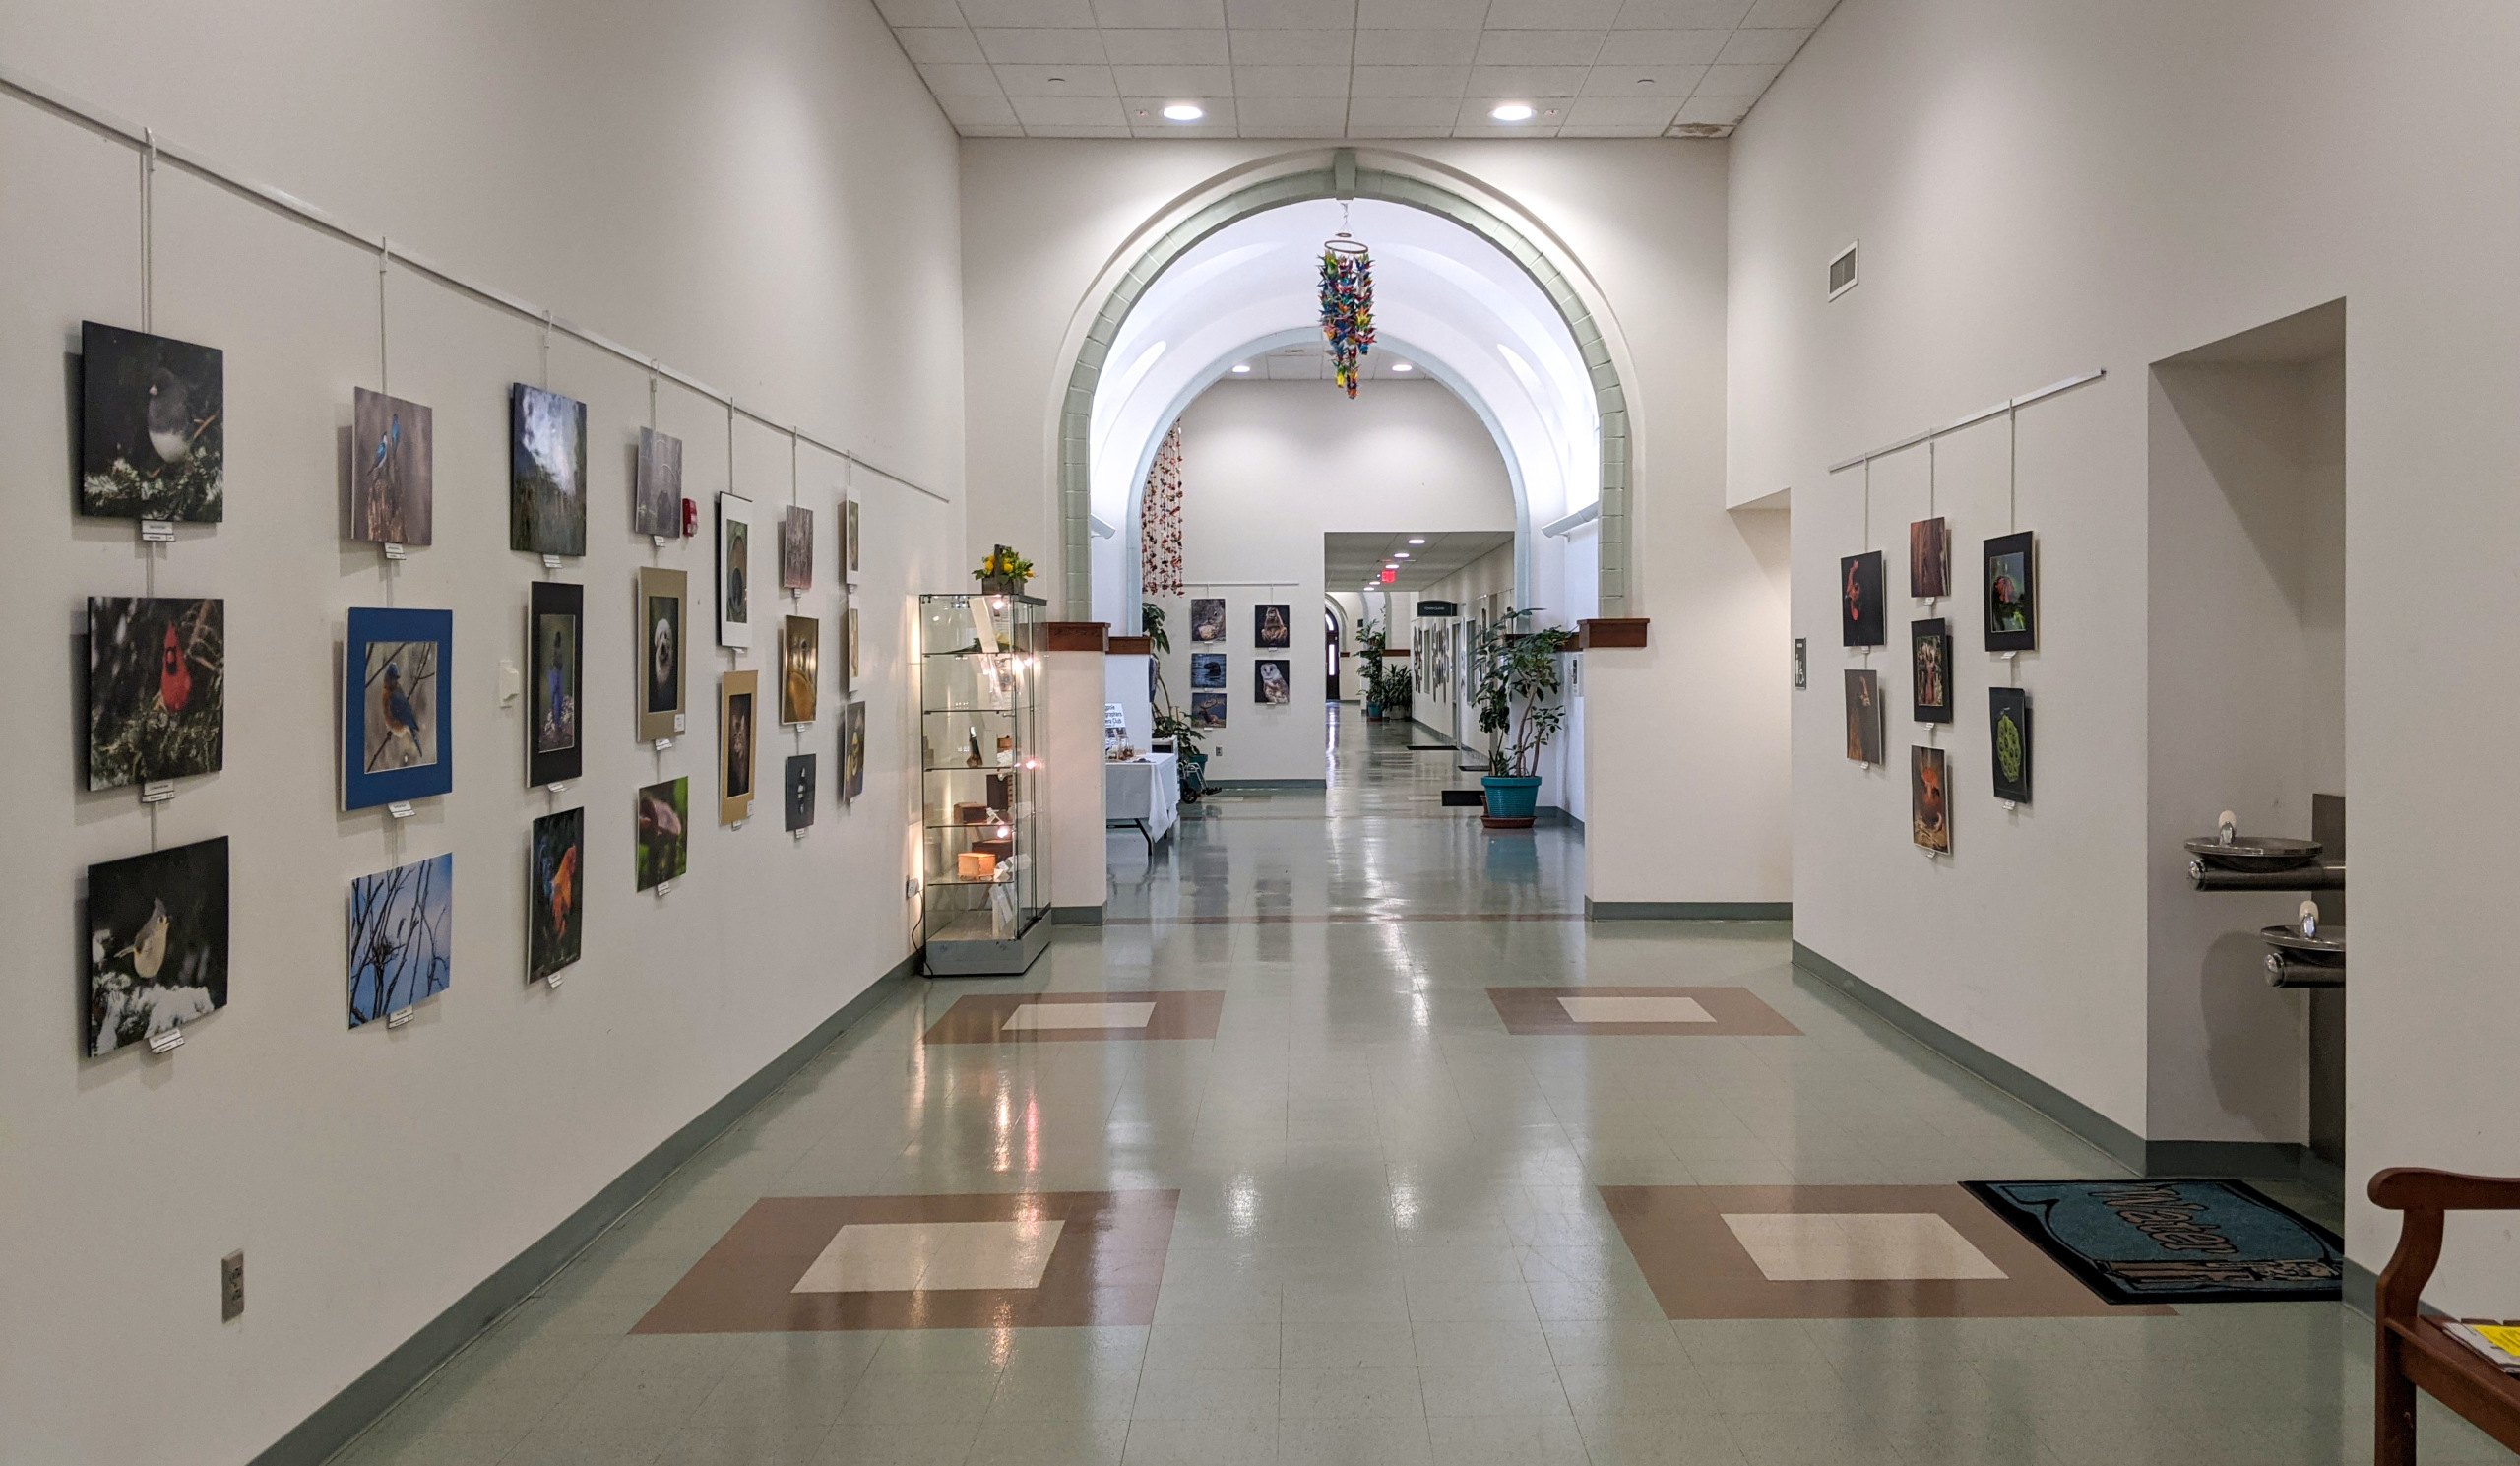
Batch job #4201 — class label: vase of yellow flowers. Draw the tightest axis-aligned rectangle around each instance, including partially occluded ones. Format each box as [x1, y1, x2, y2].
[975, 544, 1034, 596]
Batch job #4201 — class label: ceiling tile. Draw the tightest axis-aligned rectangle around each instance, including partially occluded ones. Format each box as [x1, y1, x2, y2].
[1611, 0, 1754, 25]
[1092, 0, 1228, 25]
[958, 123, 1030, 136]
[1716, 26, 1809, 63]
[1112, 63, 1236, 94]
[872, 0, 965, 25]
[1354, 28, 1480, 63]
[1230, 64, 1353, 96]
[937, 93, 1023, 126]
[973, 28, 1111, 63]
[1564, 96, 1683, 125]
[1671, 94, 1752, 124]
[1581, 62, 1704, 96]
[918, 62, 1004, 95]
[1355, 0, 1490, 23]
[1697, 61, 1782, 93]
[1232, 97, 1352, 134]
[995, 63, 1120, 95]
[1347, 96, 1464, 131]
[1601, 28, 1730, 61]
[893, 26, 985, 63]
[1742, 0, 1839, 24]
[959, 0, 1098, 24]
[1350, 65, 1471, 97]
[1027, 123, 1136, 135]
[1468, 64, 1591, 95]
[1482, 0, 1625, 28]
[1102, 28, 1233, 62]
[1222, 0, 1359, 27]
[1557, 122, 1665, 136]
[1474, 30, 1607, 64]
[1226, 28, 1354, 64]
[1011, 94, 1134, 125]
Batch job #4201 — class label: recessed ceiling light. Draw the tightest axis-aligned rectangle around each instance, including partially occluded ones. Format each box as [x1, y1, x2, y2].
[1490, 102, 1536, 122]
[1392, 362, 1414, 372]
[1162, 103, 1204, 122]
[1407, 537, 1426, 544]
[1230, 363, 1249, 374]
[1394, 552, 1411, 558]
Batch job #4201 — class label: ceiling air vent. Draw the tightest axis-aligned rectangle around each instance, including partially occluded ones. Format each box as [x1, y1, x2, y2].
[1670, 122, 1731, 139]
[1828, 240, 1858, 300]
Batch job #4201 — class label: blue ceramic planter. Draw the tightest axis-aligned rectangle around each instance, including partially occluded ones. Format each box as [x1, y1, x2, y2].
[1481, 775, 1542, 821]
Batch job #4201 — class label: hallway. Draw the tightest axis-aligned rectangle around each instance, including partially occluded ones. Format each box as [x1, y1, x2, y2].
[338, 714, 2446, 1466]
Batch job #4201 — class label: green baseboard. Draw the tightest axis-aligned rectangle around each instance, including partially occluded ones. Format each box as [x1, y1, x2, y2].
[1052, 905, 1105, 925]
[251, 953, 917, 1466]
[1588, 900, 1792, 921]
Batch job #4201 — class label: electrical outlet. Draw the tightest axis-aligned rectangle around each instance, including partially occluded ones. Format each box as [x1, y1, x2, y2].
[221, 1250, 244, 1321]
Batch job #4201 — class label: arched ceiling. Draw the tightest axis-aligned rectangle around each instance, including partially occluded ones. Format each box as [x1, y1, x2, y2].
[1090, 197, 1600, 538]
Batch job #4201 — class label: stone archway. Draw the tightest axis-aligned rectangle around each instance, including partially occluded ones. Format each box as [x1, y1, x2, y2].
[1057, 150, 1631, 622]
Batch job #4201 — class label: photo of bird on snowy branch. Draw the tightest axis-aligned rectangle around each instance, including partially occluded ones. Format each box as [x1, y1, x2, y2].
[87, 596, 224, 791]
[80, 321, 223, 522]
[346, 852, 452, 1027]
[344, 606, 455, 810]
[86, 837, 228, 1057]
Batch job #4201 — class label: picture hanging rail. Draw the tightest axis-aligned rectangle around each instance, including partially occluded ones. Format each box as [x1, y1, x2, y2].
[1824, 369, 2106, 477]
[0, 60, 949, 508]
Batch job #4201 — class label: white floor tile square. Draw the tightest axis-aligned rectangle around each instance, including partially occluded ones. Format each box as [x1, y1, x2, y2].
[791, 1218, 1067, 1293]
[1555, 996, 1716, 1025]
[1719, 1212, 2008, 1282]
[1005, 1002, 1161, 1031]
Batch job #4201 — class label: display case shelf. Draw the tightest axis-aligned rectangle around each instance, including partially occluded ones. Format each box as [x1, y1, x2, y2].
[915, 592, 1048, 976]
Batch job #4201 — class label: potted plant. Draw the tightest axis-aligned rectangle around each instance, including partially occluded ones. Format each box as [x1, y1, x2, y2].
[1143, 604, 1216, 801]
[975, 544, 1034, 596]
[1357, 617, 1390, 720]
[1470, 610, 1577, 828]
[1373, 661, 1414, 721]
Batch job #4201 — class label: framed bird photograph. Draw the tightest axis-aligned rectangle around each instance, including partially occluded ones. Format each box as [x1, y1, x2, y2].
[85, 836, 229, 1057]
[1254, 604, 1292, 649]
[350, 387, 433, 546]
[1844, 669, 1884, 765]
[528, 582, 584, 786]
[846, 606, 861, 686]
[720, 669, 758, 824]
[718, 491, 754, 649]
[1910, 617, 1953, 724]
[1912, 744, 1952, 854]
[528, 807, 584, 983]
[1989, 687, 2033, 803]
[1190, 652, 1226, 689]
[346, 852, 453, 1028]
[87, 596, 224, 791]
[633, 427, 683, 539]
[779, 504, 813, 592]
[344, 606, 454, 811]
[636, 778, 688, 891]
[1840, 550, 1886, 646]
[1909, 516, 1949, 600]
[509, 383, 588, 557]
[843, 497, 861, 587]
[780, 614, 819, 726]
[1255, 659, 1292, 705]
[842, 700, 867, 802]
[635, 567, 687, 743]
[80, 321, 223, 522]
[1191, 690, 1227, 729]
[784, 754, 818, 832]
[1189, 597, 1226, 643]
[1984, 531, 2038, 652]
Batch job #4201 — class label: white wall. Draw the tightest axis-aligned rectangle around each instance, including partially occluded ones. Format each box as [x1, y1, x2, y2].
[1736, 0, 2520, 1302]
[963, 139, 1786, 906]
[1155, 379, 1513, 784]
[0, 4, 964, 1461]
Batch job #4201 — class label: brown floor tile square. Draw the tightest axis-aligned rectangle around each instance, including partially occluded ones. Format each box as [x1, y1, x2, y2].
[1598, 1184, 2173, 1319]
[633, 1191, 1180, 1334]
[923, 990, 1227, 1044]
[1486, 986, 1801, 1037]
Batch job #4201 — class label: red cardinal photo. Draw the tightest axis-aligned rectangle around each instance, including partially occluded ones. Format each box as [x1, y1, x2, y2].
[158, 622, 192, 714]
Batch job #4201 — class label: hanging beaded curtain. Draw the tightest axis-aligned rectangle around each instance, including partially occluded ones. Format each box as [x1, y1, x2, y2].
[1319, 236, 1374, 398]
[1140, 418, 1184, 599]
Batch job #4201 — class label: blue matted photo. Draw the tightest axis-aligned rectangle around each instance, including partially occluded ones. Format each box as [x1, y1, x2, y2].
[345, 606, 454, 810]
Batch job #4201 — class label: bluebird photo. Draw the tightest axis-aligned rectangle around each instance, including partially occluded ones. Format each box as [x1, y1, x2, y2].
[363, 641, 440, 774]
[87, 596, 224, 791]
[528, 580, 583, 785]
[510, 383, 588, 557]
[529, 807, 584, 983]
[350, 387, 434, 545]
[86, 837, 229, 1057]
[346, 852, 453, 1027]
[80, 321, 223, 522]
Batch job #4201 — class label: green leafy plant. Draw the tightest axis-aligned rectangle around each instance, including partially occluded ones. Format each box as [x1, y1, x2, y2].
[1372, 660, 1413, 715]
[1356, 614, 1391, 709]
[1471, 609, 1577, 777]
[1143, 603, 1217, 795]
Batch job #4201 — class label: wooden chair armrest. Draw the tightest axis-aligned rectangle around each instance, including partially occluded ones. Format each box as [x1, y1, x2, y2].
[2370, 1168, 2520, 1212]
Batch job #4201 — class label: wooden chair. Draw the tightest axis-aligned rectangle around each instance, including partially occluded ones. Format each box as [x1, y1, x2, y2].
[2370, 1167, 2520, 1464]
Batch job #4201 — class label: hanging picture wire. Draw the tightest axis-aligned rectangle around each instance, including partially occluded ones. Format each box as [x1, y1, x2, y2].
[1319, 219, 1374, 398]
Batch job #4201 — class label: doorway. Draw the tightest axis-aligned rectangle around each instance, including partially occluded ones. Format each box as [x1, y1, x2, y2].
[1324, 607, 1340, 701]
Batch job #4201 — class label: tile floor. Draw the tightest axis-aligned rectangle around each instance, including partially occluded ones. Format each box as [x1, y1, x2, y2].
[330, 709, 2506, 1465]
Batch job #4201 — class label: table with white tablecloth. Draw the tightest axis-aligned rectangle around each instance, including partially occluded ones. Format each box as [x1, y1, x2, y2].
[1104, 752, 1179, 847]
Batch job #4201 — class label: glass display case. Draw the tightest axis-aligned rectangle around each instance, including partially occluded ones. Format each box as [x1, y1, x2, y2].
[916, 592, 1049, 975]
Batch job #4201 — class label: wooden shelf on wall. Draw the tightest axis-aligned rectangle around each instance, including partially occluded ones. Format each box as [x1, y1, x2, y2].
[1045, 622, 1108, 652]
[1578, 618, 1649, 649]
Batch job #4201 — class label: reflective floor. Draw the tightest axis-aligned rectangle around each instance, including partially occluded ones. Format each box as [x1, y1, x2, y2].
[336, 709, 2501, 1465]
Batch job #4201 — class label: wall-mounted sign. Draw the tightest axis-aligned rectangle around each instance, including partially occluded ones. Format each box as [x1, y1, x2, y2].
[1416, 600, 1459, 617]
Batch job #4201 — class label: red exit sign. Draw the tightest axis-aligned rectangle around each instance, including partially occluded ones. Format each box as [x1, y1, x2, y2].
[1379, 568, 1396, 583]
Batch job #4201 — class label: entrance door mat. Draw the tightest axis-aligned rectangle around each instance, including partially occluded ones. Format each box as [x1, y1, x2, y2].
[1962, 1179, 2344, 1304]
